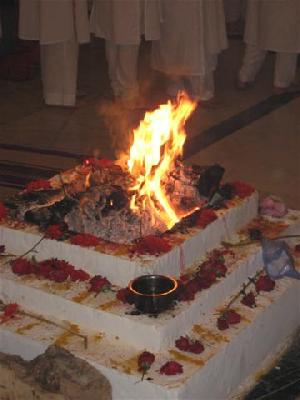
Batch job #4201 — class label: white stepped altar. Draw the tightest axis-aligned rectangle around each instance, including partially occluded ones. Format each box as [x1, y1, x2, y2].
[1, 200, 300, 399]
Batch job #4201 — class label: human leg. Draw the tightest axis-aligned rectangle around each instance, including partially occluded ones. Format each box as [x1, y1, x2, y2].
[40, 36, 79, 106]
[238, 44, 267, 87]
[274, 52, 298, 89]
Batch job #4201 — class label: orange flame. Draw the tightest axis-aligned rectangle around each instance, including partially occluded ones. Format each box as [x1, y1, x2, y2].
[128, 93, 197, 228]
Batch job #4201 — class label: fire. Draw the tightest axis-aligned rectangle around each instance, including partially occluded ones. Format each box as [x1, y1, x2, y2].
[128, 93, 196, 228]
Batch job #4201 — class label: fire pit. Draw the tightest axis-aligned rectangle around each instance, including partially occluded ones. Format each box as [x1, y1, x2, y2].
[129, 275, 178, 314]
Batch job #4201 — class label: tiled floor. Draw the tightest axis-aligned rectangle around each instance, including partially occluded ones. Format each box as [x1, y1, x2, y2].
[0, 37, 299, 398]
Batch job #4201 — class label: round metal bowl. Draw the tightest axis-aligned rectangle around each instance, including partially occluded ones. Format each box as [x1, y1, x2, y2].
[129, 275, 178, 314]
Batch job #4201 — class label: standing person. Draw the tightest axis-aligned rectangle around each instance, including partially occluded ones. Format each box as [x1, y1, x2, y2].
[238, 0, 300, 93]
[91, 0, 161, 108]
[19, 0, 90, 106]
[151, 0, 227, 103]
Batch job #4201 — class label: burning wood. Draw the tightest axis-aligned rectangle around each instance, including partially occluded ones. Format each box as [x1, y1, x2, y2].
[4, 94, 225, 244]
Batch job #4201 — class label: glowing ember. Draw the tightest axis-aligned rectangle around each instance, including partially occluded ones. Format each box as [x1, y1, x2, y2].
[128, 93, 197, 229]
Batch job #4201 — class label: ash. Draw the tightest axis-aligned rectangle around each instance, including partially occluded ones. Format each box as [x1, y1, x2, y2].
[5, 162, 224, 244]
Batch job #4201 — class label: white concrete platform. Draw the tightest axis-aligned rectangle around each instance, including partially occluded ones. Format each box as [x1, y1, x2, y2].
[0, 192, 258, 286]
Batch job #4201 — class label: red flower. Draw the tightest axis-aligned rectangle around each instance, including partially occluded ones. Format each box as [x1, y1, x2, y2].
[255, 275, 275, 293]
[175, 336, 190, 351]
[45, 224, 64, 240]
[241, 292, 256, 308]
[1, 303, 19, 324]
[26, 179, 52, 192]
[138, 351, 155, 371]
[49, 269, 69, 283]
[116, 287, 135, 304]
[213, 263, 227, 277]
[196, 209, 217, 229]
[84, 157, 114, 168]
[11, 258, 34, 275]
[160, 361, 183, 375]
[70, 234, 100, 247]
[197, 271, 217, 289]
[230, 181, 254, 199]
[225, 310, 241, 324]
[217, 317, 229, 330]
[217, 309, 241, 330]
[134, 235, 172, 256]
[89, 275, 111, 293]
[70, 269, 90, 282]
[188, 340, 204, 354]
[37, 259, 74, 280]
[294, 244, 300, 253]
[175, 336, 204, 354]
[0, 202, 7, 220]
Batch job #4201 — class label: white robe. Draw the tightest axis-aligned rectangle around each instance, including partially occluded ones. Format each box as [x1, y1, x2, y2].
[91, 0, 161, 45]
[152, 0, 227, 77]
[18, 0, 90, 106]
[244, 0, 300, 53]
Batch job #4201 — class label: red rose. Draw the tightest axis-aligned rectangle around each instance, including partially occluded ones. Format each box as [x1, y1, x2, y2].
[217, 317, 229, 330]
[49, 269, 69, 283]
[0, 202, 7, 220]
[116, 287, 135, 304]
[294, 244, 300, 253]
[175, 336, 190, 351]
[89, 275, 111, 293]
[217, 309, 241, 330]
[255, 275, 275, 293]
[188, 340, 204, 354]
[224, 310, 241, 325]
[84, 157, 114, 168]
[11, 258, 34, 275]
[138, 351, 155, 371]
[134, 235, 172, 256]
[70, 234, 100, 247]
[45, 224, 64, 240]
[213, 263, 227, 277]
[1, 303, 19, 324]
[26, 179, 52, 192]
[160, 361, 183, 375]
[230, 181, 254, 199]
[241, 292, 256, 308]
[70, 269, 90, 282]
[197, 271, 217, 289]
[196, 209, 217, 229]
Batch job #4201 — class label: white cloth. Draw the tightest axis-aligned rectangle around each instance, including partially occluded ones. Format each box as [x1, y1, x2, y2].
[152, 0, 227, 99]
[19, 0, 90, 45]
[91, 0, 161, 45]
[152, 0, 227, 77]
[19, 0, 89, 106]
[105, 41, 139, 98]
[244, 0, 300, 53]
[41, 36, 79, 106]
[239, 44, 298, 88]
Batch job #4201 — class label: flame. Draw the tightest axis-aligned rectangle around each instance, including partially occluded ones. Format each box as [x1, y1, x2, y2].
[128, 93, 196, 228]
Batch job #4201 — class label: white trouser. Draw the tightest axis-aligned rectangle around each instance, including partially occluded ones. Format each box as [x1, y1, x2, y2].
[105, 40, 140, 99]
[184, 54, 217, 101]
[239, 44, 298, 88]
[40, 36, 79, 106]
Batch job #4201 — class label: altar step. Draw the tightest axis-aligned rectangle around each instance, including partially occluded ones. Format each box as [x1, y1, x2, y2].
[1, 212, 299, 352]
[0, 192, 258, 287]
[1, 262, 300, 400]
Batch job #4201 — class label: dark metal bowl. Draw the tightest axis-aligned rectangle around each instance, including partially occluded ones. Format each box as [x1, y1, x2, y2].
[129, 275, 178, 314]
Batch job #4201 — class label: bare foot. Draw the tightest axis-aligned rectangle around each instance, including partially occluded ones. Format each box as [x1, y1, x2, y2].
[273, 83, 300, 95]
[236, 79, 255, 90]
